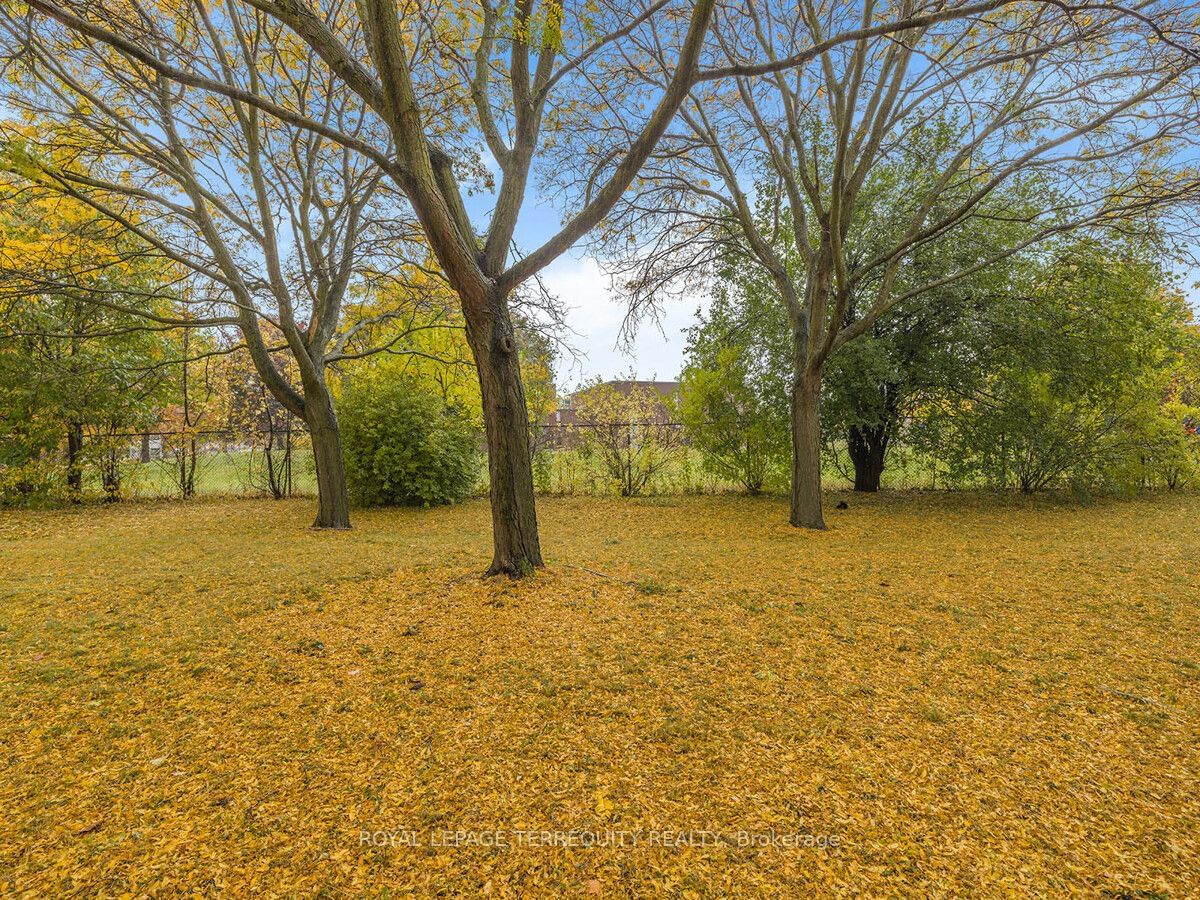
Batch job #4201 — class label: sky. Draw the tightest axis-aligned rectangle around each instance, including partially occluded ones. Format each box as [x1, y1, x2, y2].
[468, 172, 708, 391]
[537, 252, 705, 390]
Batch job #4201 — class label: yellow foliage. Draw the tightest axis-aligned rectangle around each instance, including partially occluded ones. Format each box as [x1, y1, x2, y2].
[0, 169, 131, 289]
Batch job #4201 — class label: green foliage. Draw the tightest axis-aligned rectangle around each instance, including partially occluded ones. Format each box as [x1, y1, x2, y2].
[811, 138, 1043, 487]
[678, 244, 792, 493]
[913, 238, 1188, 493]
[339, 375, 479, 507]
[686, 136, 1044, 491]
[0, 199, 179, 504]
[1108, 309, 1200, 491]
[678, 344, 789, 493]
[0, 454, 63, 507]
[1110, 399, 1200, 492]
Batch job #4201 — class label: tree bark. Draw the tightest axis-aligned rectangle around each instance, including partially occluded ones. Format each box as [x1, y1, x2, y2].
[66, 421, 83, 494]
[302, 374, 351, 529]
[790, 370, 826, 529]
[468, 290, 543, 576]
[101, 440, 120, 501]
[848, 423, 889, 492]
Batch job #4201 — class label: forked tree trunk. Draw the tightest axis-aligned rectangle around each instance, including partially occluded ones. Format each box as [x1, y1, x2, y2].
[790, 369, 825, 529]
[302, 373, 351, 530]
[469, 290, 543, 576]
[848, 423, 889, 492]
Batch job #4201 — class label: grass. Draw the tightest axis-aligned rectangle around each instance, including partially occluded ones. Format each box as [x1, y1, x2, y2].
[532, 445, 942, 495]
[122, 449, 318, 499]
[95, 439, 938, 502]
[1, 491, 1198, 895]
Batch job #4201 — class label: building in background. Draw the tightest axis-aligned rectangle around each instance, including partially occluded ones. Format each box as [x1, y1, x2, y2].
[541, 379, 680, 449]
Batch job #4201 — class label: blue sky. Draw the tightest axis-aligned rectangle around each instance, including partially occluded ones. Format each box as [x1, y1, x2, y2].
[468, 174, 706, 389]
[473, 138, 1200, 393]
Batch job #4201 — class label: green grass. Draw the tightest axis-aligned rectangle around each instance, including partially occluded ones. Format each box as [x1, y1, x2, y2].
[530, 444, 942, 495]
[116, 448, 318, 499]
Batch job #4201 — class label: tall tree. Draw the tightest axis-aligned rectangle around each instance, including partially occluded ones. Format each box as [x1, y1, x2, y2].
[0, 9, 411, 528]
[603, 0, 1200, 527]
[5, 0, 995, 573]
[818, 158, 1040, 492]
[677, 269, 792, 493]
[0, 182, 178, 499]
[913, 237, 1185, 492]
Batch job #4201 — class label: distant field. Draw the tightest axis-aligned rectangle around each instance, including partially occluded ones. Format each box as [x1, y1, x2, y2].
[117, 449, 318, 499]
[1, 492, 1197, 895]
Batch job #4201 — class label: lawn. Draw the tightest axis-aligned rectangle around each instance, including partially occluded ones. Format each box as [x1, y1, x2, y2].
[1, 493, 1198, 896]
[106, 440, 941, 501]
[120, 449, 318, 501]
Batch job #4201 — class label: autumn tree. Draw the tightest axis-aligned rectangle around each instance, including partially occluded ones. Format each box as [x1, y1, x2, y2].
[4, 0, 995, 572]
[573, 379, 685, 497]
[603, 0, 1200, 527]
[0, 179, 179, 501]
[0, 6, 426, 528]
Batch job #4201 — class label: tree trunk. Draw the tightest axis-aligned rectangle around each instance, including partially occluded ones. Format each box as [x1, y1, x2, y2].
[66, 421, 83, 495]
[102, 444, 121, 501]
[184, 437, 197, 498]
[848, 424, 889, 492]
[790, 370, 825, 529]
[469, 290, 543, 576]
[303, 375, 351, 529]
[140, 432, 152, 463]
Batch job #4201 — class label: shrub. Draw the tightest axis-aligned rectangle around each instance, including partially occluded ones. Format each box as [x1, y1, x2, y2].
[0, 457, 64, 507]
[571, 378, 685, 497]
[340, 376, 479, 507]
[678, 346, 788, 493]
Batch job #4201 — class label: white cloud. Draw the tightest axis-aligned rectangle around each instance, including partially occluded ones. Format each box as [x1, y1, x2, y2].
[537, 253, 707, 388]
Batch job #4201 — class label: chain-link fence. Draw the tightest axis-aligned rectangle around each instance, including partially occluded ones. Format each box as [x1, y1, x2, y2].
[116, 423, 941, 500]
[528, 422, 941, 495]
[6, 420, 942, 505]
[83, 428, 316, 500]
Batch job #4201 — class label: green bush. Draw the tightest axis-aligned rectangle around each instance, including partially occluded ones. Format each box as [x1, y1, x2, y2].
[0, 457, 65, 508]
[340, 376, 479, 507]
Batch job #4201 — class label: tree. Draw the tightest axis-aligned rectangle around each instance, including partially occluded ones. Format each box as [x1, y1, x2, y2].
[678, 281, 790, 493]
[222, 337, 303, 500]
[1, 0, 712, 570]
[0, 12, 410, 528]
[0, 182, 178, 502]
[819, 168, 1039, 492]
[680, 160, 1039, 495]
[913, 238, 1184, 492]
[5, 0, 993, 573]
[605, 0, 1200, 527]
[1141, 307, 1200, 489]
[155, 321, 224, 500]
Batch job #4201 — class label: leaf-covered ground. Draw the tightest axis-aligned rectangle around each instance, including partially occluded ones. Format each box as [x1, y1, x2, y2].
[1, 493, 1198, 897]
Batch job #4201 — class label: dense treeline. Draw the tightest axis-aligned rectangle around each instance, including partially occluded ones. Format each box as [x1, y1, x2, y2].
[680, 229, 1200, 495]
